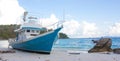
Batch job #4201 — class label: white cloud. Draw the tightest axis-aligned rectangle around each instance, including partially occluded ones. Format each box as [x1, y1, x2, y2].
[61, 19, 81, 38]
[39, 14, 59, 29]
[39, 14, 81, 38]
[0, 0, 25, 24]
[39, 14, 120, 38]
[81, 21, 102, 37]
[108, 22, 120, 36]
[61, 20, 102, 38]
[39, 14, 103, 38]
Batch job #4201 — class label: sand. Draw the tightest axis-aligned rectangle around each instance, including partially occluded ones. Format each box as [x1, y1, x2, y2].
[0, 48, 120, 61]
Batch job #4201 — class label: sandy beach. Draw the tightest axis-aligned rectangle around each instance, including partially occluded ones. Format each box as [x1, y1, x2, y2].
[0, 48, 120, 61]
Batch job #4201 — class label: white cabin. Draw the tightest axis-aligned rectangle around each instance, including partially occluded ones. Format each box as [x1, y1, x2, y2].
[15, 19, 46, 41]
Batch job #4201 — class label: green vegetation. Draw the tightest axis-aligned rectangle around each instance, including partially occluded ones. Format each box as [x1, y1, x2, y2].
[0, 25, 69, 40]
[59, 33, 69, 39]
[0, 25, 17, 40]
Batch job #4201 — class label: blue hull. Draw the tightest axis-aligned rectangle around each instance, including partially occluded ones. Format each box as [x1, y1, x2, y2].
[11, 27, 62, 53]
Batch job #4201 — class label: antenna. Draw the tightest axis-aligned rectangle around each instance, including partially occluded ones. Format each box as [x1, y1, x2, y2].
[62, 9, 66, 24]
[63, 9, 65, 21]
[23, 11, 28, 22]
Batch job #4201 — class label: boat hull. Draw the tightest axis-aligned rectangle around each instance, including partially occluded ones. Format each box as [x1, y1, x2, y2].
[10, 27, 62, 54]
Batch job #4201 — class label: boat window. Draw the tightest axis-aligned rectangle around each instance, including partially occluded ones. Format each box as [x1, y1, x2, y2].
[31, 34, 37, 36]
[32, 30, 35, 33]
[36, 30, 39, 33]
[27, 30, 30, 32]
[23, 30, 25, 32]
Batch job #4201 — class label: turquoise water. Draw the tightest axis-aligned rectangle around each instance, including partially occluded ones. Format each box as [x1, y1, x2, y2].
[0, 37, 120, 51]
[53, 37, 120, 51]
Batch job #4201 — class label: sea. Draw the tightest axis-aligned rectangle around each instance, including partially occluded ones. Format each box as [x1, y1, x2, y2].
[0, 37, 120, 53]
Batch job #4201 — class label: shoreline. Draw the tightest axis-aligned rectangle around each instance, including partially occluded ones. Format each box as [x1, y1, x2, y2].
[0, 48, 120, 61]
[0, 39, 120, 61]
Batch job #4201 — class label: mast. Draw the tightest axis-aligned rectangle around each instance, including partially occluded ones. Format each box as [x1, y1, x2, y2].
[23, 11, 28, 22]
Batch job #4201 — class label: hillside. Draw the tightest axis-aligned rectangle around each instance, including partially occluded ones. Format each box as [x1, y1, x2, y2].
[0, 25, 17, 39]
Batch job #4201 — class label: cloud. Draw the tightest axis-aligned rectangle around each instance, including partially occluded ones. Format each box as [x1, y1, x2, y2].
[108, 22, 120, 36]
[81, 21, 102, 37]
[39, 14, 103, 38]
[0, 0, 25, 24]
[61, 19, 81, 38]
[64, 21, 102, 38]
[39, 14, 81, 37]
[61, 20, 102, 38]
[39, 14, 59, 29]
[38, 14, 120, 38]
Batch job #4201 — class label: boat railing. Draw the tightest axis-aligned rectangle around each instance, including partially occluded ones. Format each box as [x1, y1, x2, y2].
[8, 38, 16, 43]
[45, 21, 64, 30]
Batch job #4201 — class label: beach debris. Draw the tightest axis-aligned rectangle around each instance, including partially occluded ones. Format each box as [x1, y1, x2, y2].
[45, 59, 50, 61]
[0, 49, 15, 53]
[38, 57, 40, 59]
[67, 51, 80, 55]
[0, 57, 8, 61]
[0, 57, 2, 60]
[113, 57, 118, 61]
[113, 48, 120, 54]
[98, 52, 111, 54]
[88, 38, 112, 53]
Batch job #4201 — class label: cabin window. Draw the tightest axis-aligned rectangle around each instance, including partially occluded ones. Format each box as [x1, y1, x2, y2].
[32, 30, 35, 33]
[31, 34, 37, 36]
[23, 30, 25, 32]
[27, 30, 30, 32]
[36, 30, 39, 33]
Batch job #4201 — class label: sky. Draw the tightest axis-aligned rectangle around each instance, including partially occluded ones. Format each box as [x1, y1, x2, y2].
[0, 0, 120, 38]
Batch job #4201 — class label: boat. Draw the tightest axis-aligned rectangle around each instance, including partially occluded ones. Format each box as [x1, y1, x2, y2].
[8, 12, 63, 54]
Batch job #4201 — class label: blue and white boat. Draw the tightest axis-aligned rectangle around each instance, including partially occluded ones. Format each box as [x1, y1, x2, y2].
[8, 12, 63, 54]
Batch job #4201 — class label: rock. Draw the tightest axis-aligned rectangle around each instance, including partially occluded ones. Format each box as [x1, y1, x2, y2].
[88, 38, 112, 53]
[92, 40, 99, 43]
[113, 48, 120, 54]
